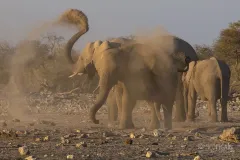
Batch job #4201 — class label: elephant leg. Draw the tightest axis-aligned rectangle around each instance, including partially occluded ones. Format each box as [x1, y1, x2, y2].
[106, 89, 118, 122]
[220, 98, 228, 122]
[207, 101, 211, 117]
[119, 86, 136, 129]
[186, 87, 197, 122]
[115, 85, 123, 120]
[174, 73, 186, 122]
[208, 99, 218, 122]
[162, 103, 173, 131]
[149, 102, 160, 129]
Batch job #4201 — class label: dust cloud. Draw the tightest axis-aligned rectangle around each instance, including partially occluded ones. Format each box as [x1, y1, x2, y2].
[4, 9, 89, 123]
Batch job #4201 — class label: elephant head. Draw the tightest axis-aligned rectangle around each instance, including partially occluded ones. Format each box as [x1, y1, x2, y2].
[171, 52, 191, 73]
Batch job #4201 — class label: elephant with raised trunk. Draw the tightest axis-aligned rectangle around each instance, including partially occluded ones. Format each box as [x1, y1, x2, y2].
[182, 57, 231, 122]
[58, 9, 192, 129]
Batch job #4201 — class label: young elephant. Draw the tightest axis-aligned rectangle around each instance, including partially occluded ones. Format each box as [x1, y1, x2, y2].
[182, 57, 231, 122]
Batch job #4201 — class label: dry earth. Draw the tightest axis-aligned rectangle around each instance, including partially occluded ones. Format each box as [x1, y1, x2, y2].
[0, 91, 240, 160]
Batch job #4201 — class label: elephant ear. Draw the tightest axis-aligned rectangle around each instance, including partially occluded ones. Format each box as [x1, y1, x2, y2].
[97, 41, 113, 53]
[185, 61, 196, 83]
[83, 42, 96, 66]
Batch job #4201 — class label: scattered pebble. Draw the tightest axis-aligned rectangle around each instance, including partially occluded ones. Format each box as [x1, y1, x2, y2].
[130, 133, 136, 139]
[25, 156, 37, 160]
[12, 118, 20, 122]
[194, 155, 202, 160]
[18, 145, 29, 156]
[67, 154, 74, 159]
[146, 151, 155, 158]
[219, 127, 240, 143]
[124, 139, 133, 145]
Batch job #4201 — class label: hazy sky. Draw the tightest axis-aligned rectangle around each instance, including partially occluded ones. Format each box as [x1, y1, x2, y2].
[0, 0, 239, 49]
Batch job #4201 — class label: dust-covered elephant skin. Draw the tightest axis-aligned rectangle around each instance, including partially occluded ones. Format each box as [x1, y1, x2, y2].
[58, 9, 191, 130]
[109, 36, 199, 123]
[182, 57, 231, 122]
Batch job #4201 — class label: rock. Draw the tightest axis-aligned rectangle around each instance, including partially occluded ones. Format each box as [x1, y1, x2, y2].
[12, 119, 20, 122]
[219, 127, 240, 143]
[194, 132, 202, 138]
[25, 156, 37, 160]
[141, 128, 146, 132]
[44, 154, 48, 158]
[153, 129, 163, 137]
[80, 133, 88, 138]
[40, 120, 56, 126]
[146, 151, 155, 158]
[43, 136, 49, 141]
[194, 155, 201, 160]
[138, 134, 145, 139]
[18, 145, 29, 156]
[184, 136, 194, 141]
[0, 120, 7, 127]
[61, 137, 70, 144]
[151, 142, 158, 145]
[35, 138, 42, 142]
[75, 129, 81, 133]
[66, 154, 74, 159]
[103, 131, 114, 137]
[124, 139, 133, 145]
[76, 142, 87, 148]
[130, 133, 136, 139]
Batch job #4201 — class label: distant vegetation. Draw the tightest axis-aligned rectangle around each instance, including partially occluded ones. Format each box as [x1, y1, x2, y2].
[0, 21, 240, 94]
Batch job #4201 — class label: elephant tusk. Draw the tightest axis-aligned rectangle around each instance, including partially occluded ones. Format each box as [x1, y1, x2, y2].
[68, 72, 78, 78]
[77, 73, 84, 76]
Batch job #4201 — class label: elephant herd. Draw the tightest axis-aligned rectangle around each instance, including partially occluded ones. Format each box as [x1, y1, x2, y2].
[59, 9, 231, 130]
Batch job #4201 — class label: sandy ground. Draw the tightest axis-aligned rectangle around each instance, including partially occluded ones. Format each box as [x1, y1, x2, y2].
[0, 99, 240, 160]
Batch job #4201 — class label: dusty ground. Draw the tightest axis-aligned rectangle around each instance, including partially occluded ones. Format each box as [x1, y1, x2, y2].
[0, 92, 240, 160]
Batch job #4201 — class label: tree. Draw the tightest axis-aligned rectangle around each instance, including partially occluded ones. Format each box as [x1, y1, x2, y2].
[194, 44, 213, 60]
[213, 20, 240, 65]
[213, 20, 240, 91]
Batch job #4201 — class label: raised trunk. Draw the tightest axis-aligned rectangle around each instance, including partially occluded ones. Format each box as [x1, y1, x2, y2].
[65, 29, 88, 64]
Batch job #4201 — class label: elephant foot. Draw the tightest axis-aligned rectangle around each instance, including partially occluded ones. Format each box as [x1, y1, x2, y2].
[220, 116, 228, 122]
[119, 121, 135, 129]
[149, 122, 161, 129]
[208, 117, 218, 123]
[185, 118, 195, 123]
[186, 115, 195, 122]
[108, 121, 118, 128]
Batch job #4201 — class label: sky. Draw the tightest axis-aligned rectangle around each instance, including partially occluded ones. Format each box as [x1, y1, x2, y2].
[0, 0, 240, 49]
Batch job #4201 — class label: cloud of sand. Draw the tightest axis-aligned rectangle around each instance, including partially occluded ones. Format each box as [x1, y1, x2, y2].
[4, 9, 88, 122]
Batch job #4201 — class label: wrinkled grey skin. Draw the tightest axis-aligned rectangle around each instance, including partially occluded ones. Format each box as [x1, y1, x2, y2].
[182, 57, 231, 122]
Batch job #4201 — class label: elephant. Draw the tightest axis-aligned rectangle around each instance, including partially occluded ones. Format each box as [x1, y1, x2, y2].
[67, 38, 191, 129]
[182, 57, 231, 122]
[102, 36, 199, 124]
[108, 36, 199, 122]
[60, 9, 192, 129]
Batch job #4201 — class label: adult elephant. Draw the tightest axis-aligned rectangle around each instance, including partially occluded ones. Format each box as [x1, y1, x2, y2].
[58, 9, 192, 129]
[182, 57, 231, 122]
[105, 36, 199, 123]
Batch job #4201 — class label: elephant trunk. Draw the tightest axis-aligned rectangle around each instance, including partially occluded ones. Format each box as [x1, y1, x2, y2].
[89, 86, 111, 124]
[60, 9, 89, 64]
[177, 56, 191, 72]
[65, 29, 88, 64]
